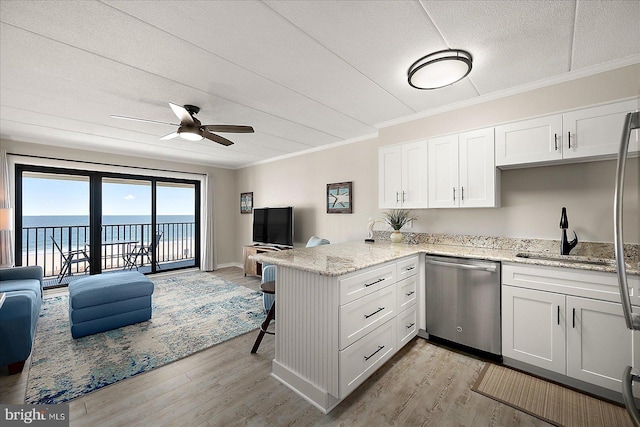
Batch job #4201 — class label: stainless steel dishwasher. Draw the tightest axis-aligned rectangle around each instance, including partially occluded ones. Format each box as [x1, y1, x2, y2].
[425, 255, 501, 356]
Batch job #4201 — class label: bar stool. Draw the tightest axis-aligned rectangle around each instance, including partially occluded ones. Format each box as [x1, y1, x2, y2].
[251, 280, 275, 353]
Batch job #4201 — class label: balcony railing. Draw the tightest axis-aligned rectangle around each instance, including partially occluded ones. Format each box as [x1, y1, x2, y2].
[21, 221, 196, 287]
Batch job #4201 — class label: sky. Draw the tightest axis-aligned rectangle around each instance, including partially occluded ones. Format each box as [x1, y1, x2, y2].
[22, 176, 195, 216]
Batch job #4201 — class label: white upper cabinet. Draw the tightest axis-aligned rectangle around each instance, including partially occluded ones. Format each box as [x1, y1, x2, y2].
[563, 99, 639, 159]
[459, 128, 500, 208]
[427, 134, 458, 208]
[496, 99, 638, 168]
[428, 127, 499, 208]
[379, 145, 402, 208]
[495, 115, 563, 166]
[378, 140, 428, 209]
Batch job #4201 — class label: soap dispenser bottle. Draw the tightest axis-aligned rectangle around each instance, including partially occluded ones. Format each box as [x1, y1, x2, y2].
[560, 207, 578, 255]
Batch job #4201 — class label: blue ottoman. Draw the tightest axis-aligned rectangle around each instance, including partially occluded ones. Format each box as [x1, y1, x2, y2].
[69, 271, 154, 339]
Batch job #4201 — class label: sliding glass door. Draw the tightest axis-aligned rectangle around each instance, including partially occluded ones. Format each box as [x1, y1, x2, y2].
[19, 171, 91, 283]
[156, 182, 197, 270]
[16, 165, 200, 287]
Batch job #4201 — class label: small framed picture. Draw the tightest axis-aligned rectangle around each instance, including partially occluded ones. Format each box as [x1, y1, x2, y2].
[327, 182, 352, 214]
[240, 192, 253, 214]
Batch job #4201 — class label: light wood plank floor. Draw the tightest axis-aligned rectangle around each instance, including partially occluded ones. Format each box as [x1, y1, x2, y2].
[1, 267, 551, 426]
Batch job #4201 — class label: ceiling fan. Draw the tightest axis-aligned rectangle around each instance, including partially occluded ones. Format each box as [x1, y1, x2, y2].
[111, 102, 254, 146]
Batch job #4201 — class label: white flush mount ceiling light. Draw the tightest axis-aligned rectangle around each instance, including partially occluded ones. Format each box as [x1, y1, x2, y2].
[178, 126, 204, 141]
[408, 49, 472, 90]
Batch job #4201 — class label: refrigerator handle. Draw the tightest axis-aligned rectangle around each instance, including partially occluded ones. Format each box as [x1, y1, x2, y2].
[622, 366, 640, 426]
[614, 111, 640, 331]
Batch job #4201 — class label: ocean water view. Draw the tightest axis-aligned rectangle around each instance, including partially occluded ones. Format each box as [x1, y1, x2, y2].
[22, 215, 196, 253]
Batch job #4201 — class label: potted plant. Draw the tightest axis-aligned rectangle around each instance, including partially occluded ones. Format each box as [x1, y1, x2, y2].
[382, 209, 416, 243]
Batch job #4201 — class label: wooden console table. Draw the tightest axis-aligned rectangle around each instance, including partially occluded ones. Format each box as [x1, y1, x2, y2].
[243, 245, 290, 277]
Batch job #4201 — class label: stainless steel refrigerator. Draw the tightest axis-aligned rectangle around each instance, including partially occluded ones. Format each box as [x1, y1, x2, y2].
[615, 110, 640, 425]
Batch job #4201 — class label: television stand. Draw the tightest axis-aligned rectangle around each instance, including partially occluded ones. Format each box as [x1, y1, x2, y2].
[243, 244, 291, 277]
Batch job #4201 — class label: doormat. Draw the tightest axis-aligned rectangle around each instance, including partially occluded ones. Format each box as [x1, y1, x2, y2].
[472, 363, 633, 427]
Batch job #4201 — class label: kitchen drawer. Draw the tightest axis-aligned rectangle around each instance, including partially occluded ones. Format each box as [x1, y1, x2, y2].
[339, 284, 396, 350]
[397, 305, 418, 349]
[396, 275, 417, 312]
[339, 261, 396, 305]
[397, 256, 419, 281]
[339, 317, 396, 398]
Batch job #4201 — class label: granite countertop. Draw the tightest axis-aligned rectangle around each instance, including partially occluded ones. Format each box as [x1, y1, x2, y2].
[250, 240, 640, 277]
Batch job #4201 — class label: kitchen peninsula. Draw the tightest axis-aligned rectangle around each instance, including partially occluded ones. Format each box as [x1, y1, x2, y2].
[252, 237, 640, 412]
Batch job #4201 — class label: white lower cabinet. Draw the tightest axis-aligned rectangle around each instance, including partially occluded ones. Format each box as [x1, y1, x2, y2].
[502, 263, 637, 392]
[339, 317, 396, 398]
[566, 296, 634, 391]
[502, 285, 566, 374]
[397, 305, 418, 349]
[338, 255, 418, 398]
[273, 255, 420, 412]
[339, 283, 396, 350]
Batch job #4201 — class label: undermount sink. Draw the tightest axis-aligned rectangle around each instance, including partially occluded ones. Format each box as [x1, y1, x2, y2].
[515, 252, 617, 267]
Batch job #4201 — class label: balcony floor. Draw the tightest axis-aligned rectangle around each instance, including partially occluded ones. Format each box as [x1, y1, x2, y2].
[42, 259, 196, 289]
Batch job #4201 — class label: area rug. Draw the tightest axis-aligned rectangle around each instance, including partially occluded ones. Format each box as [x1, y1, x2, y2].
[472, 363, 633, 427]
[25, 271, 264, 404]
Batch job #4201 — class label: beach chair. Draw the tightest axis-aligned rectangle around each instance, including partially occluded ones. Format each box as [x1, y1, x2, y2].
[124, 230, 163, 271]
[51, 236, 90, 283]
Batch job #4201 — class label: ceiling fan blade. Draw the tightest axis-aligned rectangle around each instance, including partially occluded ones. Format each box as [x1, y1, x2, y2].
[203, 125, 254, 133]
[111, 115, 178, 126]
[160, 132, 180, 140]
[169, 102, 195, 126]
[203, 131, 234, 146]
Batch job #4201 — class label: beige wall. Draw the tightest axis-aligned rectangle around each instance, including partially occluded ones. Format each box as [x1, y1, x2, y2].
[0, 139, 239, 267]
[236, 65, 640, 253]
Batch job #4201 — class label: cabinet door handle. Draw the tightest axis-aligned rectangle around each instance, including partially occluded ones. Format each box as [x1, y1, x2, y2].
[364, 307, 385, 319]
[402, 191, 406, 202]
[568, 131, 572, 149]
[364, 278, 385, 288]
[405, 291, 415, 296]
[396, 191, 400, 203]
[364, 345, 385, 361]
[557, 305, 560, 325]
[406, 322, 415, 329]
[572, 307, 576, 328]
[554, 133, 558, 151]
[453, 187, 456, 202]
[461, 186, 464, 201]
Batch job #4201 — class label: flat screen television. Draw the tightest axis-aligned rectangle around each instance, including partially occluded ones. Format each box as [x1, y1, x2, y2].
[252, 206, 294, 247]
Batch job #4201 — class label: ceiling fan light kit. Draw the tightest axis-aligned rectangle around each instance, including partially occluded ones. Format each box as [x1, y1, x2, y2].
[112, 102, 254, 146]
[178, 126, 204, 141]
[408, 49, 472, 90]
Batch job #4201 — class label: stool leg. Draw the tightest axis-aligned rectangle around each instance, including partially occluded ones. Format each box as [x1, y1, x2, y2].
[251, 301, 275, 354]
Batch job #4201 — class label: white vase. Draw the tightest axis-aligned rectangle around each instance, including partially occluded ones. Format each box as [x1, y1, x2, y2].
[390, 230, 403, 243]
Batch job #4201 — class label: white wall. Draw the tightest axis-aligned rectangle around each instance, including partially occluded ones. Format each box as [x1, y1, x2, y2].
[236, 65, 640, 253]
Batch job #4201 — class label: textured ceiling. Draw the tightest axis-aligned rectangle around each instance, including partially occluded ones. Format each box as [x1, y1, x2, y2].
[1, 0, 639, 169]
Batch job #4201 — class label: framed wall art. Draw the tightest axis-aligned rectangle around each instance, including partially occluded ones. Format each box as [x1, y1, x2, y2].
[327, 182, 352, 214]
[240, 192, 253, 214]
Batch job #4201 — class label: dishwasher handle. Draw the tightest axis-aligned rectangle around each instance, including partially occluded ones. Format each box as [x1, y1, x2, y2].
[426, 258, 497, 273]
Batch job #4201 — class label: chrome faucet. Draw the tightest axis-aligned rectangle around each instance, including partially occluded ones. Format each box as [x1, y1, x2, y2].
[560, 207, 578, 255]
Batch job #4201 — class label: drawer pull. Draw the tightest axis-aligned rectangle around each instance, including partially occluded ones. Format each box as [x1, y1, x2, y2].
[405, 266, 415, 271]
[364, 307, 385, 319]
[405, 291, 415, 297]
[406, 322, 415, 329]
[364, 278, 385, 288]
[364, 345, 385, 361]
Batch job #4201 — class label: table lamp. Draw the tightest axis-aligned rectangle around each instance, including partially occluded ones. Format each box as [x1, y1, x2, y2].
[0, 208, 13, 231]
[0, 207, 13, 268]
